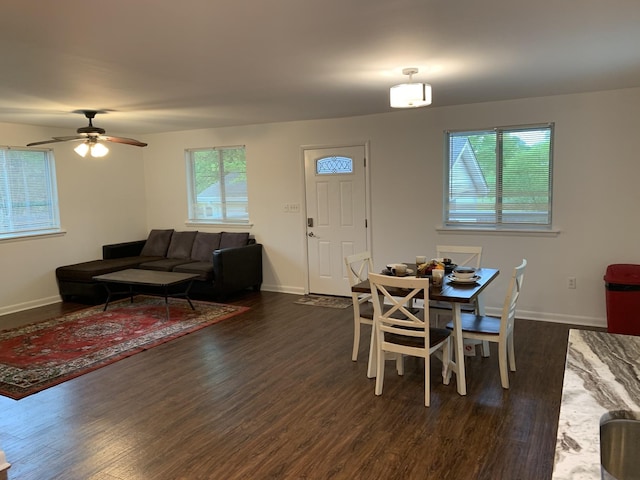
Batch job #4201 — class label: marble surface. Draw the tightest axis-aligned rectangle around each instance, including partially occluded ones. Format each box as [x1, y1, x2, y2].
[552, 329, 640, 479]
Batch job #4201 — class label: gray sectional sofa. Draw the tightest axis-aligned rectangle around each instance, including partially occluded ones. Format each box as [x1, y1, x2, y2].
[56, 229, 263, 303]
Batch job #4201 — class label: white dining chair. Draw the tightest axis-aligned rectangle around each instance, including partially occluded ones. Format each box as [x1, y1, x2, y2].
[344, 251, 375, 361]
[436, 245, 483, 270]
[345, 253, 405, 374]
[430, 245, 484, 328]
[445, 259, 527, 389]
[369, 273, 451, 407]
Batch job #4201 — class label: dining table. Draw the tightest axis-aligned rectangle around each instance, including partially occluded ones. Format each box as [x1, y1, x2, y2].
[351, 265, 500, 396]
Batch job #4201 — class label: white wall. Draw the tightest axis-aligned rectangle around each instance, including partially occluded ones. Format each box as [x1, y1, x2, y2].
[3, 87, 639, 327]
[0, 123, 148, 316]
[143, 87, 640, 327]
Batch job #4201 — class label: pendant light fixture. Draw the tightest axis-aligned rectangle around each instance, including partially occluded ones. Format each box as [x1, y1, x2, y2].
[74, 138, 109, 158]
[390, 67, 432, 108]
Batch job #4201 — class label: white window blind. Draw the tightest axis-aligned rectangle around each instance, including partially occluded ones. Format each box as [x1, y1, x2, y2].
[0, 147, 61, 238]
[186, 146, 248, 223]
[444, 124, 553, 228]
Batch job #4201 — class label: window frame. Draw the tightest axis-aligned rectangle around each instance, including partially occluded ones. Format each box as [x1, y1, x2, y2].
[443, 123, 554, 232]
[185, 145, 249, 225]
[0, 146, 62, 241]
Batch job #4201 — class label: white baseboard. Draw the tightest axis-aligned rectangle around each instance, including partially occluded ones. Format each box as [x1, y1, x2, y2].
[0, 290, 607, 330]
[261, 284, 307, 296]
[0, 295, 62, 317]
[427, 299, 606, 329]
[485, 306, 607, 329]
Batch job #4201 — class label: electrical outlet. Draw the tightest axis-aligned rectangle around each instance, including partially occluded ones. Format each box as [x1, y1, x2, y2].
[568, 276, 576, 289]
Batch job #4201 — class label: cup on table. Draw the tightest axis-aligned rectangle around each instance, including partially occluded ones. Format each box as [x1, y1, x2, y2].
[394, 264, 407, 276]
[431, 269, 444, 287]
[416, 255, 427, 265]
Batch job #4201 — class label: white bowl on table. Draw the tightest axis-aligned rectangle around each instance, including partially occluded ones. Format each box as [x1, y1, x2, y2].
[453, 266, 476, 280]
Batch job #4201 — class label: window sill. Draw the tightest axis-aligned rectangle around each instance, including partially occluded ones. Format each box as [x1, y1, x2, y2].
[184, 220, 253, 230]
[435, 225, 560, 237]
[0, 229, 67, 243]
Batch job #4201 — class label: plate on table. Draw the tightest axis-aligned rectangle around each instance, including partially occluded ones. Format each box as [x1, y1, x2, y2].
[382, 268, 414, 277]
[447, 274, 480, 284]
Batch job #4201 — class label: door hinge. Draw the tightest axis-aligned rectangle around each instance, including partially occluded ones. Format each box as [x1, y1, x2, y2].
[365, 219, 368, 228]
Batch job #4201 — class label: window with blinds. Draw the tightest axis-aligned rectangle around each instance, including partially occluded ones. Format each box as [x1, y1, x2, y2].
[444, 124, 553, 228]
[0, 147, 61, 239]
[186, 146, 249, 223]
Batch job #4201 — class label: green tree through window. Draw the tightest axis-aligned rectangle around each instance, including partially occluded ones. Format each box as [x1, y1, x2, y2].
[186, 146, 248, 223]
[445, 124, 553, 228]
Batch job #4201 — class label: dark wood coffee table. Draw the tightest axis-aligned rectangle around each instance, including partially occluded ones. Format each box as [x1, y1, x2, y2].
[93, 269, 200, 319]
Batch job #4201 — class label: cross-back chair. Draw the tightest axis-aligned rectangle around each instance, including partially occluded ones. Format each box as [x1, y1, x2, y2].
[436, 245, 483, 270]
[369, 273, 451, 407]
[430, 245, 484, 329]
[446, 259, 527, 389]
[344, 251, 376, 361]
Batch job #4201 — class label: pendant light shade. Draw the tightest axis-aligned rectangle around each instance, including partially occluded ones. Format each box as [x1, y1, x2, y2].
[90, 142, 109, 157]
[74, 142, 90, 157]
[74, 139, 109, 158]
[390, 68, 432, 108]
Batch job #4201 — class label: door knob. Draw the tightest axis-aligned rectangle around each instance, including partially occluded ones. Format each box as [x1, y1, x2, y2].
[308, 232, 316, 237]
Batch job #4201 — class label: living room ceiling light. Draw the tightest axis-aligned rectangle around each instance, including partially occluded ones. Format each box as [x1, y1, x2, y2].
[74, 142, 89, 157]
[74, 139, 109, 158]
[390, 67, 432, 108]
[90, 142, 109, 158]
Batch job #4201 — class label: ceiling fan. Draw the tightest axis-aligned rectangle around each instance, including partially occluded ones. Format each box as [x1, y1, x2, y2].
[27, 110, 147, 156]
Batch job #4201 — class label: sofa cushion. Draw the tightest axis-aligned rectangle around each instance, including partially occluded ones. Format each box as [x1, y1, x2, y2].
[56, 256, 163, 283]
[219, 232, 250, 249]
[173, 261, 215, 281]
[137, 259, 195, 272]
[140, 229, 174, 256]
[167, 231, 198, 259]
[190, 232, 222, 262]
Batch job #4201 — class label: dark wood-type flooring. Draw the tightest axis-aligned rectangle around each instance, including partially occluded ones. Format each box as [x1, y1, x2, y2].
[0, 291, 581, 480]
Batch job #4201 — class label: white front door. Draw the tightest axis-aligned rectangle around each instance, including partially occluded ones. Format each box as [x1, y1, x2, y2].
[304, 145, 368, 296]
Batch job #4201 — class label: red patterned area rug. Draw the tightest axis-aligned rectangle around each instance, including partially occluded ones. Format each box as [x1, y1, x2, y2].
[0, 296, 249, 400]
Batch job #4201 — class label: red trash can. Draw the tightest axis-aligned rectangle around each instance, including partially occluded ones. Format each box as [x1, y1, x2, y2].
[604, 264, 640, 335]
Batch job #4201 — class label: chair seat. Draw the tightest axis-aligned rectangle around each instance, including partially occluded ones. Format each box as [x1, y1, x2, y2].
[446, 313, 501, 335]
[386, 327, 451, 348]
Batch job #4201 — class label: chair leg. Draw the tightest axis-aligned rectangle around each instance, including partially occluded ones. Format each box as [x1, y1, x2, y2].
[498, 340, 510, 389]
[507, 332, 516, 372]
[441, 337, 451, 385]
[424, 352, 431, 407]
[395, 354, 404, 375]
[352, 317, 361, 361]
[481, 340, 490, 357]
[375, 345, 385, 396]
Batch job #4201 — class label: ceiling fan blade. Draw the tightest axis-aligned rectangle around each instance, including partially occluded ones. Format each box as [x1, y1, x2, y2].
[101, 135, 148, 147]
[27, 110, 148, 149]
[27, 138, 76, 146]
[52, 135, 89, 141]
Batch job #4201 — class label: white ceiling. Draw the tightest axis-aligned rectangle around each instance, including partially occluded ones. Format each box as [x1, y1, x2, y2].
[1, 0, 639, 136]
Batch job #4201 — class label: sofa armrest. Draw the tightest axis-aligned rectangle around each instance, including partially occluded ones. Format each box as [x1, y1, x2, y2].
[103, 240, 146, 259]
[212, 243, 263, 296]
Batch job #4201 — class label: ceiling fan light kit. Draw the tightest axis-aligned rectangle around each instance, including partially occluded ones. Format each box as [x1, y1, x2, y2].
[390, 68, 432, 108]
[27, 110, 147, 158]
[74, 139, 109, 158]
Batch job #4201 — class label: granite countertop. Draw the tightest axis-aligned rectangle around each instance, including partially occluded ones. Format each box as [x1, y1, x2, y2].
[552, 329, 640, 479]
